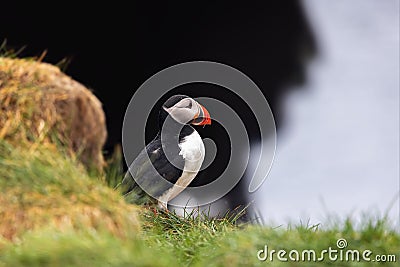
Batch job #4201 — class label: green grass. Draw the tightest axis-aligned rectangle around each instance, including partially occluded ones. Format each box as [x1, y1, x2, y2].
[1, 209, 399, 266]
[0, 140, 399, 266]
[0, 40, 25, 58]
[141, 210, 400, 267]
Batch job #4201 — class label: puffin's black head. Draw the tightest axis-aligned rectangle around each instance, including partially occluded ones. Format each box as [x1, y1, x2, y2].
[159, 95, 211, 128]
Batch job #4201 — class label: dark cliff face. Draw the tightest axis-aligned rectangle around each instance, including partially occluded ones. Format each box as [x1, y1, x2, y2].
[0, 1, 316, 213]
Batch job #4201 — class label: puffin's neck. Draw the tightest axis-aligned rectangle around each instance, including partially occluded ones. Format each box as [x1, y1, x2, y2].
[157, 117, 195, 142]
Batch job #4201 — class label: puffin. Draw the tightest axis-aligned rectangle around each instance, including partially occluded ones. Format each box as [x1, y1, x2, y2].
[120, 95, 211, 210]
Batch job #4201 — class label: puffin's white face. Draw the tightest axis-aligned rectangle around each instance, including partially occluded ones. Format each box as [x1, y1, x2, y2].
[163, 97, 211, 125]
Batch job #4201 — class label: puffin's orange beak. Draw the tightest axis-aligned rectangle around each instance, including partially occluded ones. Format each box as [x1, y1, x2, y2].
[198, 104, 211, 125]
[191, 104, 211, 126]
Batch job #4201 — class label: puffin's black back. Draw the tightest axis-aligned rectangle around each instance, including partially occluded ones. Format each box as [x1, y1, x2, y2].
[120, 135, 185, 205]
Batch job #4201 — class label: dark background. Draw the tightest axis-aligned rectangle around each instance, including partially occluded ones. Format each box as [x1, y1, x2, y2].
[0, 1, 316, 213]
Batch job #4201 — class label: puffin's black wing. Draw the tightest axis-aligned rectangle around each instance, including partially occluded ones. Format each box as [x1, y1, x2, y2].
[119, 137, 185, 204]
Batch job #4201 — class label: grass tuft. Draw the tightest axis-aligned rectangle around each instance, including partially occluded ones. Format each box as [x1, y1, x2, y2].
[0, 40, 26, 58]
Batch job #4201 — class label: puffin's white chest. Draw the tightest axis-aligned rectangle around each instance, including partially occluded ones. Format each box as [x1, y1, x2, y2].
[178, 131, 205, 172]
[158, 130, 205, 208]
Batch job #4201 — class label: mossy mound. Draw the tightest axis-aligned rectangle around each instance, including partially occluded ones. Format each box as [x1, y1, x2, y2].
[0, 57, 107, 171]
[0, 140, 140, 242]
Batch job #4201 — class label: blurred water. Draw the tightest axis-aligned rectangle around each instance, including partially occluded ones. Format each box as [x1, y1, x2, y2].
[256, 0, 399, 227]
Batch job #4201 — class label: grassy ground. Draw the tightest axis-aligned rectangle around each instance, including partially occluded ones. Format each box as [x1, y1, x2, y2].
[0, 140, 398, 266]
